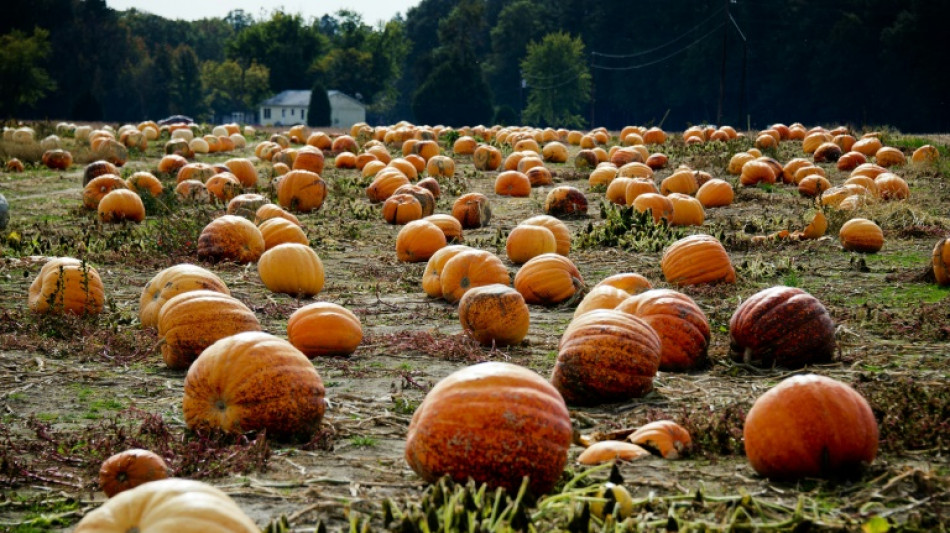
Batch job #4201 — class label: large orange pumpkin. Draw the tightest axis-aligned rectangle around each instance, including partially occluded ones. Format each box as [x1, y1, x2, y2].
[452, 193, 492, 229]
[551, 310, 661, 406]
[139, 264, 229, 329]
[506, 224, 557, 264]
[458, 284, 530, 346]
[405, 362, 571, 494]
[157, 290, 261, 370]
[521, 215, 571, 256]
[728, 286, 836, 369]
[98, 189, 146, 223]
[257, 243, 325, 297]
[183, 332, 326, 440]
[83, 175, 128, 210]
[543, 187, 588, 218]
[28, 258, 105, 315]
[396, 220, 447, 263]
[277, 169, 327, 213]
[513, 253, 585, 305]
[839, 218, 884, 253]
[259, 217, 308, 250]
[616, 289, 709, 372]
[744, 374, 878, 480]
[197, 215, 264, 264]
[661, 234, 736, 286]
[440, 249, 510, 304]
[287, 302, 363, 358]
[422, 245, 472, 298]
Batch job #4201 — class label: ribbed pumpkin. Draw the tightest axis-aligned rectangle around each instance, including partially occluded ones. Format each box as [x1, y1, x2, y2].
[573, 285, 630, 318]
[392, 184, 436, 217]
[506, 224, 557, 264]
[28, 258, 105, 315]
[798, 174, 832, 198]
[197, 215, 264, 264]
[667, 193, 705, 226]
[292, 146, 325, 175]
[98, 189, 145, 223]
[139, 264, 229, 329]
[912, 145, 939, 165]
[258, 243, 325, 297]
[277, 169, 327, 213]
[422, 245, 473, 298]
[544, 187, 588, 219]
[813, 142, 842, 163]
[839, 218, 884, 253]
[552, 310, 661, 406]
[382, 193, 423, 225]
[183, 332, 325, 440]
[287, 302, 362, 358]
[875, 146, 906, 167]
[204, 173, 242, 203]
[98, 449, 169, 498]
[157, 290, 261, 370]
[422, 214, 463, 243]
[176, 163, 215, 184]
[440, 249, 510, 304]
[595, 272, 653, 294]
[514, 253, 585, 305]
[729, 286, 835, 368]
[934, 238, 950, 286]
[259, 217, 308, 250]
[426, 155, 456, 178]
[623, 177, 660, 205]
[255, 203, 301, 226]
[405, 362, 571, 494]
[616, 289, 709, 372]
[452, 193, 492, 229]
[836, 151, 867, 171]
[126, 172, 163, 197]
[83, 175, 128, 209]
[874, 173, 910, 201]
[521, 215, 571, 256]
[526, 166, 553, 187]
[659, 169, 699, 196]
[740, 160, 777, 187]
[744, 374, 878, 480]
[494, 171, 532, 197]
[458, 284, 530, 346]
[74, 478, 259, 533]
[541, 141, 568, 163]
[175, 180, 207, 202]
[396, 220, 447, 263]
[661, 234, 736, 286]
[695, 179, 734, 208]
[473, 145, 502, 171]
[631, 193, 673, 224]
[83, 160, 119, 185]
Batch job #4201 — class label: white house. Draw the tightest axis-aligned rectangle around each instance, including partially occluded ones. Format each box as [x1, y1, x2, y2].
[258, 90, 366, 129]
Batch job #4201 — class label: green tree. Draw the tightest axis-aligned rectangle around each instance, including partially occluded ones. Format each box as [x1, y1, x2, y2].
[308, 81, 331, 127]
[485, 0, 550, 111]
[170, 44, 205, 117]
[0, 28, 56, 117]
[521, 32, 590, 128]
[201, 59, 271, 120]
[226, 11, 327, 92]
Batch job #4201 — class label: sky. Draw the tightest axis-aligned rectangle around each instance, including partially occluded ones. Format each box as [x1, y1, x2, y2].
[105, 1, 421, 25]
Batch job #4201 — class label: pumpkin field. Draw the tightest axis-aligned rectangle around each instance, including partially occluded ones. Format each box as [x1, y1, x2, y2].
[0, 121, 948, 532]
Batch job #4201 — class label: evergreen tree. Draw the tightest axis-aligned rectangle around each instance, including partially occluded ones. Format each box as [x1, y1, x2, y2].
[308, 81, 331, 127]
[521, 32, 590, 128]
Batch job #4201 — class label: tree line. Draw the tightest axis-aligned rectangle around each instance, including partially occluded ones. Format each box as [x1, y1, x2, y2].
[2, 0, 947, 132]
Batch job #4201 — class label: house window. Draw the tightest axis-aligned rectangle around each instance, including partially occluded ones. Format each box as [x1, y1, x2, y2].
[302, 110, 307, 120]
[282, 109, 286, 118]
[291, 108, 295, 116]
[263, 108, 271, 119]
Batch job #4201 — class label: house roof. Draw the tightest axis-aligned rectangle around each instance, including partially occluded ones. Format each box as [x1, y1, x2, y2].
[260, 89, 365, 109]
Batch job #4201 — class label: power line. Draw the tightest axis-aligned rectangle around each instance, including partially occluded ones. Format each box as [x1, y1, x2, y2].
[591, 7, 726, 60]
[590, 22, 726, 71]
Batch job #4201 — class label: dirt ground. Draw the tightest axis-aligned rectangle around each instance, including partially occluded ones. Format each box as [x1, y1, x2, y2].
[0, 124, 948, 531]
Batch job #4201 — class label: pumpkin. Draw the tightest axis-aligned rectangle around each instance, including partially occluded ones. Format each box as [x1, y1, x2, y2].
[197, 215, 265, 264]
[426, 155, 455, 178]
[781, 158, 811, 184]
[744, 374, 878, 480]
[661, 234, 736, 286]
[382, 193, 424, 225]
[551, 309, 661, 406]
[521, 215, 571, 256]
[175, 180, 208, 203]
[494, 171, 532, 197]
[544, 187, 588, 219]
[577, 441, 650, 466]
[257, 243, 325, 297]
[452, 135, 477, 154]
[506, 225, 557, 264]
[422, 214, 462, 243]
[574, 149, 599, 169]
[514, 253, 585, 306]
[604, 177, 632, 204]
[794, 164, 825, 184]
[452, 193, 492, 229]
[405, 361, 571, 494]
[667, 193, 705, 226]
[837, 151, 867, 171]
[440, 249, 510, 304]
[812, 142, 842, 163]
[933, 238, 950, 286]
[28, 258, 105, 315]
[83, 175, 128, 209]
[874, 173, 910, 201]
[73, 478, 259, 533]
[659, 169, 698, 196]
[98, 449, 169, 498]
[43, 149, 73, 170]
[623, 177, 660, 205]
[802, 211, 828, 239]
[834, 133, 856, 152]
[740, 160, 777, 187]
[610, 147, 643, 167]
[287, 302, 363, 358]
[628, 420, 692, 459]
[226, 194, 268, 220]
[204, 173, 242, 203]
[422, 245, 473, 298]
[591, 166, 620, 189]
[524, 166, 553, 187]
[912, 145, 939, 165]
[798, 174, 832, 198]
[695, 179, 734, 208]
[728, 286, 835, 368]
[126, 172, 163, 197]
[875, 146, 906, 167]
[728, 152, 756, 175]
[277, 169, 327, 213]
[392, 185, 436, 217]
[595, 272, 652, 294]
[839, 218, 884, 253]
[643, 127, 666, 144]
[366, 169, 410, 203]
[458, 284, 530, 346]
[258, 216, 308, 250]
[292, 146, 325, 175]
[183, 332, 325, 440]
[617, 161, 653, 179]
[177, 163, 215, 184]
[255, 203, 300, 226]
[473, 145, 502, 171]
[631, 193, 674, 224]
[331, 134, 358, 153]
[223, 158, 258, 187]
[573, 285, 630, 318]
[646, 153, 669, 169]
[852, 137, 883, 156]
[5, 159, 24, 173]
[616, 289, 710, 372]
[97, 189, 145, 223]
[157, 290, 261, 370]
[139, 264, 229, 329]
[542, 141, 568, 163]
[396, 220, 447, 263]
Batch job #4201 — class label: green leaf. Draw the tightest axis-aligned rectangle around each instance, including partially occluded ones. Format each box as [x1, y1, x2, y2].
[862, 516, 890, 533]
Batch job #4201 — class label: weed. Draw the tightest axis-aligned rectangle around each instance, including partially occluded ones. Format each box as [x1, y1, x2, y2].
[349, 436, 378, 448]
[575, 201, 686, 252]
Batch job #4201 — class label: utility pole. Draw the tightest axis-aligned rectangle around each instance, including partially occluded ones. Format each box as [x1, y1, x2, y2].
[716, 0, 729, 127]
